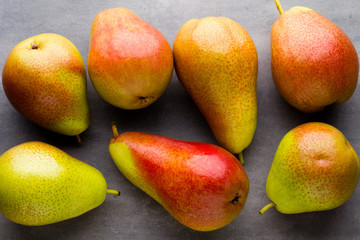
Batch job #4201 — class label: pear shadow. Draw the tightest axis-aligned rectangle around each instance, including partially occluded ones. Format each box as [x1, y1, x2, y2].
[99, 100, 167, 134]
[262, 87, 345, 128]
[165, 79, 216, 142]
[2, 110, 83, 150]
[91, 77, 215, 143]
[6, 204, 112, 240]
[263, 202, 358, 240]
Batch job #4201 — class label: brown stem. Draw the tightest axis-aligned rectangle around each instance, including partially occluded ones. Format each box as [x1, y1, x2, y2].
[111, 121, 119, 138]
[76, 135, 82, 144]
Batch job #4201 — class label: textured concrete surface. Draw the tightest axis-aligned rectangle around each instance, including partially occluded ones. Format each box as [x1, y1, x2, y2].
[0, 0, 359, 239]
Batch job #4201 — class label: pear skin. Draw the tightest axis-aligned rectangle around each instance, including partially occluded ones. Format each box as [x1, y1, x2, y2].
[0, 141, 119, 226]
[109, 123, 249, 231]
[88, 8, 173, 109]
[2, 33, 90, 136]
[173, 17, 258, 159]
[271, 0, 359, 113]
[260, 122, 360, 214]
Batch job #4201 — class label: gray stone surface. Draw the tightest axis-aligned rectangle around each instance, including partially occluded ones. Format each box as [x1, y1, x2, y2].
[0, 0, 359, 239]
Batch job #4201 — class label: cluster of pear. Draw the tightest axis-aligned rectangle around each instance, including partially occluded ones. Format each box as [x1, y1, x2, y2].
[0, 0, 359, 232]
[259, 0, 359, 215]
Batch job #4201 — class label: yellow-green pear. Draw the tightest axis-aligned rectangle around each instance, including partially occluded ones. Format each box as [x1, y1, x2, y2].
[260, 122, 360, 215]
[0, 141, 119, 226]
[173, 17, 258, 163]
[2, 33, 90, 137]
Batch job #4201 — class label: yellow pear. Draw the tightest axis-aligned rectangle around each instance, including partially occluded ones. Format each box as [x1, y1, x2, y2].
[173, 17, 258, 163]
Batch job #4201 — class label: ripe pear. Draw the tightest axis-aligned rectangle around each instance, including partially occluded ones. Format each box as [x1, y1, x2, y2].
[109, 123, 249, 231]
[173, 17, 258, 162]
[0, 141, 119, 226]
[87, 8, 173, 110]
[260, 122, 360, 215]
[2, 33, 90, 136]
[271, 0, 359, 113]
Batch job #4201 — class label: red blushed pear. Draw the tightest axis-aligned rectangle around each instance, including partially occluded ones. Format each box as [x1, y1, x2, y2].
[109, 123, 249, 231]
[87, 8, 173, 110]
[260, 122, 360, 215]
[2, 33, 90, 138]
[271, 0, 359, 113]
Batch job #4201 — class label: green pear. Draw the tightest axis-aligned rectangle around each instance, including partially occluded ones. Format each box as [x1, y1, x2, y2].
[173, 16, 258, 163]
[2, 33, 90, 137]
[109, 123, 249, 231]
[0, 141, 119, 226]
[87, 8, 173, 110]
[260, 122, 360, 214]
[271, 0, 359, 113]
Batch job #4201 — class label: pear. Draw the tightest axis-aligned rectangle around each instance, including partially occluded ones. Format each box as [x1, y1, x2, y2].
[109, 123, 249, 231]
[2, 33, 90, 137]
[260, 122, 360, 215]
[87, 8, 173, 110]
[0, 141, 119, 226]
[173, 17, 258, 163]
[271, 0, 359, 113]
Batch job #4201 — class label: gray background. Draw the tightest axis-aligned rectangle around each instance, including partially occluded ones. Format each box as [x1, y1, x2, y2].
[0, 0, 359, 239]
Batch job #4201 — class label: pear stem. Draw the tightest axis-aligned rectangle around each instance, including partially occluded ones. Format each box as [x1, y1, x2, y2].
[274, 0, 284, 14]
[238, 152, 244, 165]
[107, 189, 120, 197]
[259, 202, 276, 215]
[111, 121, 119, 138]
[76, 135, 82, 144]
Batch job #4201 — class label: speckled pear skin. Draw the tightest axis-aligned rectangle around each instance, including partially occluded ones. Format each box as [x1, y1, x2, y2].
[271, 7, 359, 113]
[0, 141, 108, 226]
[173, 17, 258, 155]
[87, 8, 173, 110]
[109, 131, 249, 231]
[2, 33, 90, 136]
[266, 122, 360, 214]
